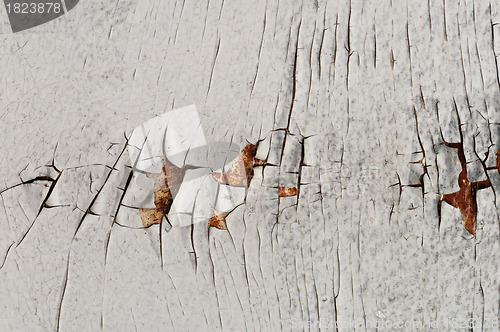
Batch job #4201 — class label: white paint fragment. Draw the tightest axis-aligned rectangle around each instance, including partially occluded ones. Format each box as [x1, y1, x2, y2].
[128, 104, 207, 173]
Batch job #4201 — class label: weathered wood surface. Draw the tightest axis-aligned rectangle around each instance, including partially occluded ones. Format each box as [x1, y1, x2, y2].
[1, 0, 500, 330]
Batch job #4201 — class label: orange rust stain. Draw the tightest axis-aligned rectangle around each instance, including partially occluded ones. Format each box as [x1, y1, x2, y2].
[278, 187, 298, 197]
[139, 157, 193, 227]
[212, 143, 261, 187]
[139, 208, 164, 228]
[208, 210, 229, 230]
[440, 172, 488, 236]
[439, 143, 498, 236]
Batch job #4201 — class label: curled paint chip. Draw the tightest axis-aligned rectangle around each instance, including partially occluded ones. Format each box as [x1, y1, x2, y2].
[212, 143, 260, 187]
[278, 187, 298, 197]
[208, 210, 229, 230]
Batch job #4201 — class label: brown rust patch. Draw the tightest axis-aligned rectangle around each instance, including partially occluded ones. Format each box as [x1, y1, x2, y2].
[212, 143, 262, 187]
[439, 142, 498, 236]
[497, 149, 500, 174]
[139, 157, 194, 227]
[208, 210, 229, 230]
[139, 207, 164, 228]
[278, 187, 298, 197]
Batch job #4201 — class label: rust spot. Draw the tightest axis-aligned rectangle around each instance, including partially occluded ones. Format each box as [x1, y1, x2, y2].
[278, 187, 298, 197]
[439, 142, 498, 236]
[139, 157, 194, 227]
[208, 210, 229, 230]
[139, 208, 164, 228]
[212, 143, 261, 187]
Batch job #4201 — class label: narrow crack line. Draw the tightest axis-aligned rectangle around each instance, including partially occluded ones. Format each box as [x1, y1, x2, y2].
[348, 240, 355, 325]
[443, 0, 448, 41]
[0, 242, 14, 270]
[406, 1, 414, 91]
[318, 9, 327, 80]
[357, 213, 367, 329]
[490, 5, 500, 92]
[345, 0, 352, 135]
[16, 171, 63, 248]
[55, 250, 71, 332]
[457, 18, 475, 125]
[333, 237, 339, 332]
[283, 256, 293, 326]
[299, 245, 311, 324]
[35, 172, 63, 218]
[471, 243, 478, 325]
[0, 176, 57, 195]
[73, 139, 129, 238]
[253, 224, 265, 292]
[295, 138, 305, 215]
[207, 235, 224, 329]
[373, 19, 377, 68]
[453, 97, 465, 144]
[286, 19, 302, 132]
[479, 270, 485, 329]
[333, 12, 339, 79]
[217, 237, 251, 327]
[240, 214, 256, 328]
[206, 35, 221, 98]
[313, 281, 320, 326]
[250, 2, 267, 96]
[190, 210, 197, 272]
[293, 254, 305, 324]
[100, 227, 114, 330]
[306, 191, 321, 327]
[0, 183, 24, 195]
[114, 220, 164, 230]
[270, 212, 283, 331]
[431, 134, 443, 235]
[110, 170, 134, 224]
[129, 306, 138, 332]
[159, 215, 165, 270]
[306, 17, 317, 110]
[411, 107, 428, 205]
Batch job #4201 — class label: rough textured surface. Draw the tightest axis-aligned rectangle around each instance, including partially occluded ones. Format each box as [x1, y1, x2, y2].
[1, 0, 500, 330]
